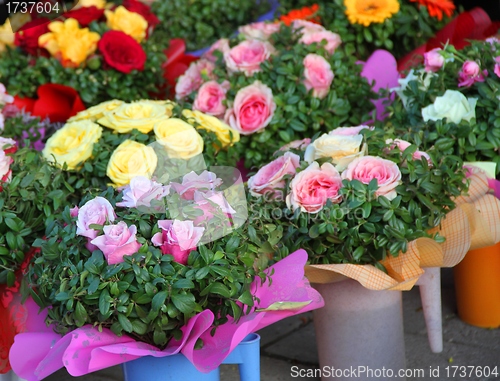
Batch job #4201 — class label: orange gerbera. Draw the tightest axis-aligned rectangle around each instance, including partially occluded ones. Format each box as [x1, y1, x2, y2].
[280, 4, 321, 26]
[410, 0, 455, 21]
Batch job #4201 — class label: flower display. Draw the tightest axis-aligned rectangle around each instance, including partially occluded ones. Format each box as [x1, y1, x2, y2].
[44, 99, 240, 189]
[248, 126, 467, 266]
[277, 0, 456, 60]
[179, 19, 376, 169]
[387, 40, 500, 176]
[0, 1, 167, 106]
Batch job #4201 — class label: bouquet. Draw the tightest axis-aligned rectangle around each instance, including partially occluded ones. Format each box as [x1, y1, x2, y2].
[247, 125, 468, 275]
[41, 99, 241, 191]
[176, 19, 376, 170]
[277, 0, 456, 60]
[149, 0, 273, 52]
[13, 168, 323, 378]
[0, 0, 167, 106]
[386, 39, 500, 177]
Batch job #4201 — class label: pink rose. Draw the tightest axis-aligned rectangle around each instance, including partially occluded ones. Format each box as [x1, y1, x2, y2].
[225, 81, 276, 135]
[292, 19, 325, 35]
[385, 139, 431, 164]
[151, 220, 205, 265]
[117, 176, 170, 208]
[224, 39, 275, 76]
[248, 152, 300, 199]
[279, 138, 311, 152]
[193, 80, 230, 117]
[76, 197, 116, 239]
[238, 21, 281, 41]
[423, 48, 444, 72]
[286, 162, 343, 213]
[175, 59, 216, 99]
[458, 60, 487, 88]
[192, 190, 236, 226]
[342, 156, 402, 200]
[494, 57, 500, 78]
[90, 221, 142, 265]
[170, 170, 222, 200]
[202, 38, 230, 63]
[330, 125, 372, 136]
[299, 30, 342, 55]
[303, 54, 334, 99]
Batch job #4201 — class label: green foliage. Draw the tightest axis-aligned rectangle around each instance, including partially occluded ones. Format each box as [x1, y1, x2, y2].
[278, 0, 454, 60]
[149, 0, 271, 52]
[27, 187, 269, 348]
[0, 148, 77, 285]
[181, 23, 376, 170]
[247, 128, 467, 267]
[384, 40, 500, 176]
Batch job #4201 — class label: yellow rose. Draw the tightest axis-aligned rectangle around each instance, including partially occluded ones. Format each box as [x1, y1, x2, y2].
[98, 101, 172, 134]
[182, 109, 240, 148]
[38, 18, 100, 67]
[68, 99, 123, 122]
[154, 118, 204, 159]
[0, 20, 15, 53]
[105, 6, 147, 43]
[304, 132, 367, 171]
[76, 0, 106, 8]
[42, 120, 102, 170]
[107, 140, 158, 187]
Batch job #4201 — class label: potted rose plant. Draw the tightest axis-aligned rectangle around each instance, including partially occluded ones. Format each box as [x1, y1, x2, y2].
[11, 166, 323, 379]
[0, 0, 167, 106]
[176, 19, 377, 170]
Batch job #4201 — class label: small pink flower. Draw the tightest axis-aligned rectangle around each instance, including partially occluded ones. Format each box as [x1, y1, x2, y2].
[192, 190, 236, 226]
[170, 170, 222, 200]
[202, 38, 230, 63]
[225, 81, 276, 135]
[292, 19, 325, 34]
[279, 138, 311, 152]
[238, 21, 281, 41]
[248, 152, 300, 199]
[224, 39, 275, 76]
[303, 54, 334, 99]
[151, 220, 205, 265]
[330, 125, 372, 136]
[385, 139, 431, 164]
[175, 59, 216, 99]
[286, 162, 343, 213]
[193, 80, 230, 117]
[423, 48, 444, 72]
[342, 156, 402, 200]
[458, 60, 487, 88]
[494, 56, 500, 78]
[91, 221, 142, 265]
[76, 197, 116, 239]
[299, 30, 342, 55]
[70, 206, 79, 217]
[117, 176, 170, 208]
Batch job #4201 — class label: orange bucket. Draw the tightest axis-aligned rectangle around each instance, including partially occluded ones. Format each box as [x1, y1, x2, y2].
[453, 242, 500, 328]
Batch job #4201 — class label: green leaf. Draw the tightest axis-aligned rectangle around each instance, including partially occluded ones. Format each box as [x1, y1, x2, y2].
[171, 293, 196, 314]
[151, 290, 167, 311]
[117, 313, 134, 333]
[74, 301, 88, 326]
[237, 290, 254, 306]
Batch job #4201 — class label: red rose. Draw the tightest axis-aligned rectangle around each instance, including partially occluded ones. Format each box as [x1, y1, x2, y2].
[62, 6, 105, 27]
[14, 18, 49, 56]
[123, 0, 160, 29]
[98, 30, 147, 74]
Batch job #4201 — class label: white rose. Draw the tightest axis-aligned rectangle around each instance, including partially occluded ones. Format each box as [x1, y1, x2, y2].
[391, 69, 435, 109]
[422, 90, 477, 124]
[304, 133, 366, 171]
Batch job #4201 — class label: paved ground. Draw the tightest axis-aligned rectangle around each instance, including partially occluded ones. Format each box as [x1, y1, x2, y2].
[42, 268, 500, 381]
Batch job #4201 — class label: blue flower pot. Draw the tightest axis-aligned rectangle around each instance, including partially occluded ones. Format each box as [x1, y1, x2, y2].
[122, 333, 260, 381]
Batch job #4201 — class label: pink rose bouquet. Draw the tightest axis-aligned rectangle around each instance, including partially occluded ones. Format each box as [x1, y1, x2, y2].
[248, 126, 467, 267]
[386, 40, 500, 177]
[177, 20, 376, 169]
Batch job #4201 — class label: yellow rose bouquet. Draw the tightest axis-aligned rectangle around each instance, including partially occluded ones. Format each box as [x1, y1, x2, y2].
[0, 0, 167, 106]
[42, 99, 241, 190]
